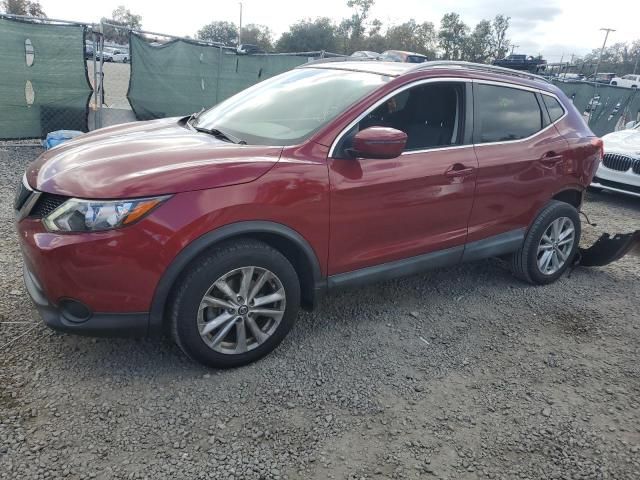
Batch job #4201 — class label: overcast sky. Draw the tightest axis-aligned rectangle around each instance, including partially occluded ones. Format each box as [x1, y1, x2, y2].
[41, 0, 638, 61]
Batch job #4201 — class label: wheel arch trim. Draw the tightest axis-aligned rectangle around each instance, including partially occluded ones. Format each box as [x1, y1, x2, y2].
[148, 221, 324, 332]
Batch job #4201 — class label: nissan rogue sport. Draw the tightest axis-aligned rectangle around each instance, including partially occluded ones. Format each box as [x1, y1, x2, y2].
[15, 61, 603, 368]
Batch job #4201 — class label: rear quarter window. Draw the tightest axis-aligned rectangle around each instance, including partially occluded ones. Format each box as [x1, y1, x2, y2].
[475, 84, 543, 143]
[542, 95, 565, 123]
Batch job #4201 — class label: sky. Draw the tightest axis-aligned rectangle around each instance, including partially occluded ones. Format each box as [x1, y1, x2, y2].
[40, 0, 639, 61]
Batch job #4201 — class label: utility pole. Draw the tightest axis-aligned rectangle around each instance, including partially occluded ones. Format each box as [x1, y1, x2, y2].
[634, 52, 639, 74]
[589, 28, 615, 123]
[510, 44, 519, 55]
[593, 28, 615, 82]
[238, 2, 243, 47]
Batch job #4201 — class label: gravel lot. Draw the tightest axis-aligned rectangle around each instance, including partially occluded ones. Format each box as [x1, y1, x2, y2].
[1, 144, 639, 480]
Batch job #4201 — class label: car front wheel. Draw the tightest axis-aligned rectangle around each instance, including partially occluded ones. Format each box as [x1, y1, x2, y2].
[511, 200, 581, 285]
[170, 239, 300, 368]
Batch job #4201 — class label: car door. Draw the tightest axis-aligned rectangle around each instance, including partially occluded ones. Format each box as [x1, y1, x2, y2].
[468, 81, 570, 244]
[327, 79, 478, 276]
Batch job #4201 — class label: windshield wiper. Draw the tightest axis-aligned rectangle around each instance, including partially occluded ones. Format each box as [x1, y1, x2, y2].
[187, 108, 205, 126]
[194, 126, 246, 145]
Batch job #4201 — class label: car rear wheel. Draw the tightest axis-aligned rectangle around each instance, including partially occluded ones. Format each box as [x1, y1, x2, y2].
[170, 239, 300, 368]
[511, 200, 581, 285]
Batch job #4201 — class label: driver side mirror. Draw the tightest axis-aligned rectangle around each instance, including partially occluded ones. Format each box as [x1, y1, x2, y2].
[350, 126, 407, 159]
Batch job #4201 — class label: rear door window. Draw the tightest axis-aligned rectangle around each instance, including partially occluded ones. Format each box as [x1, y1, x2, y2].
[542, 95, 565, 123]
[474, 84, 544, 143]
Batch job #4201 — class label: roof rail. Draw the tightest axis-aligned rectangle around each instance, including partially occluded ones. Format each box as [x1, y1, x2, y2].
[412, 61, 549, 83]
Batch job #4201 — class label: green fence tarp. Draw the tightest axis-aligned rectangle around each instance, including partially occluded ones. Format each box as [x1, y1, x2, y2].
[552, 80, 640, 136]
[0, 17, 92, 139]
[127, 34, 308, 120]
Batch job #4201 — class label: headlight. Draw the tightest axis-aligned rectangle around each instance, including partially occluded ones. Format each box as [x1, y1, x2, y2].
[43, 196, 169, 232]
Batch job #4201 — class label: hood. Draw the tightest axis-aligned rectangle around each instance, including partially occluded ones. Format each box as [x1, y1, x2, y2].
[602, 128, 640, 156]
[27, 118, 283, 198]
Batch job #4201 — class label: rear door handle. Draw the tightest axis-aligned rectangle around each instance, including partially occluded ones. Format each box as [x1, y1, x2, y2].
[540, 152, 564, 166]
[445, 163, 475, 178]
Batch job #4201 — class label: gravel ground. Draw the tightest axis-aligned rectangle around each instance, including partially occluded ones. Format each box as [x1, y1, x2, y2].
[1, 144, 639, 480]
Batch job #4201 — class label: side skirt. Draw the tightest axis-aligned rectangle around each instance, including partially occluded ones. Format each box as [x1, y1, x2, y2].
[326, 228, 525, 290]
[461, 228, 525, 263]
[327, 246, 463, 290]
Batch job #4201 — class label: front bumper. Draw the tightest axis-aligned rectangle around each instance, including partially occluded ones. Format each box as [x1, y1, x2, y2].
[591, 176, 640, 198]
[24, 265, 150, 337]
[591, 160, 640, 197]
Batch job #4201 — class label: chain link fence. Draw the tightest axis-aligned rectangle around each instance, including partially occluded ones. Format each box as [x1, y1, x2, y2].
[4, 13, 637, 142]
[0, 15, 92, 140]
[0, 14, 341, 140]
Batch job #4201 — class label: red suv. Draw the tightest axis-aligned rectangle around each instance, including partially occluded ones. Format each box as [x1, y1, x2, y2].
[16, 61, 602, 368]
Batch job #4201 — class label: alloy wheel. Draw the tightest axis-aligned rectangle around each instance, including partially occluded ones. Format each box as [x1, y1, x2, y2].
[197, 267, 286, 354]
[536, 216, 576, 275]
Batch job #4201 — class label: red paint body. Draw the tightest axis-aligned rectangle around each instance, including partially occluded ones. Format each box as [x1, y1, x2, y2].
[16, 62, 600, 318]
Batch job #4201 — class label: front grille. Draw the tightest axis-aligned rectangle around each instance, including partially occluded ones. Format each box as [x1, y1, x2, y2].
[29, 193, 68, 218]
[14, 178, 32, 211]
[602, 153, 637, 172]
[634, 161, 640, 175]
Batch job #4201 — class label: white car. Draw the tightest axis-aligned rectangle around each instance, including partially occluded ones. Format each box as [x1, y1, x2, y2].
[112, 51, 129, 63]
[610, 74, 640, 89]
[591, 121, 640, 197]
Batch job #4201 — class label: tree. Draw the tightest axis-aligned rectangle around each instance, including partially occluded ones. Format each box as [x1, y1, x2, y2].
[465, 20, 493, 63]
[275, 18, 339, 53]
[2, 0, 46, 17]
[583, 40, 640, 75]
[491, 14, 511, 60]
[196, 21, 238, 46]
[340, 0, 375, 52]
[101, 5, 142, 45]
[384, 20, 437, 58]
[438, 13, 468, 60]
[240, 24, 273, 51]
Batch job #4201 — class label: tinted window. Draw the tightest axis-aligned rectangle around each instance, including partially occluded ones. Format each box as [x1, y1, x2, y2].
[339, 82, 464, 154]
[475, 84, 543, 143]
[543, 95, 565, 122]
[407, 55, 427, 63]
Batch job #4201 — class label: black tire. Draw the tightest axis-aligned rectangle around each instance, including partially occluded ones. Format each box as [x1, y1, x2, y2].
[511, 200, 581, 285]
[170, 239, 300, 368]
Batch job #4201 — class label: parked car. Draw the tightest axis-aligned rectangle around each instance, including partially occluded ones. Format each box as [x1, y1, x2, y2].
[111, 50, 129, 63]
[557, 73, 584, 83]
[351, 51, 381, 60]
[585, 72, 616, 84]
[591, 120, 640, 197]
[492, 54, 547, 73]
[237, 44, 263, 55]
[95, 48, 113, 62]
[610, 74, 640, 88]
[16, 61, 602, 368]
[380, 50, 428, 63]
[84, 44, 94, 59]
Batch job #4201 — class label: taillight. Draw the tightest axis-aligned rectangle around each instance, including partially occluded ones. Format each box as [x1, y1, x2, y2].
[591, 137, 604, 161]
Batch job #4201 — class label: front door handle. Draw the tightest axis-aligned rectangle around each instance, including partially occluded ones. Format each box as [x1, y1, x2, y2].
[540, 152, 564, 166]
[445, 163, 475, 178]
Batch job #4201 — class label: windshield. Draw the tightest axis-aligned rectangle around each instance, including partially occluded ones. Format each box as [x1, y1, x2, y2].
[192, 67, 390, 145]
